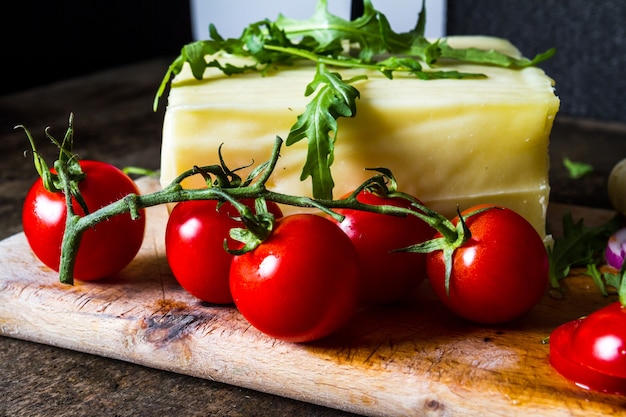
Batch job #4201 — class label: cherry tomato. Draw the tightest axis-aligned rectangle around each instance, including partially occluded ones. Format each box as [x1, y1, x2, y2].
[426, 204, 549, 324]
[165, 199, 283, 304]
[22, 160, 145, 281]
[328, 190, 433, 304]
[550, 301, 626, 395]
[229, 213, 360, 343]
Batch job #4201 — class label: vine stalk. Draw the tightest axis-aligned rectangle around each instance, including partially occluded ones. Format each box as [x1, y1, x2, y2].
[54, 136, 464, 285]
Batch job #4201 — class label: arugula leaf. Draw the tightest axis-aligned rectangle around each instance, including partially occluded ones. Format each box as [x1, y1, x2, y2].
[563, 157, 594, 179]
[153, 37, 255, 111]
[285, 64, 365, 200]
[275, 0, 401, 62]
[438, 42, 556, 68]
[548, 211, 622, 292]
[603, 263, 626, 305]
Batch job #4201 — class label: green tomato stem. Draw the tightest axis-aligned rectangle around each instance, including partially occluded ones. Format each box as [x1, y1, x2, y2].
[57, 158, 84, 285]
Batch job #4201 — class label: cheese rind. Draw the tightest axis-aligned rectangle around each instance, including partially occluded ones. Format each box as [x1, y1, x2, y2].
[160, 36, 559, 237]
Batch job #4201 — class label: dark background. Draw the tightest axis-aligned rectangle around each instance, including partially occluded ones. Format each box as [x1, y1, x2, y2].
[2, 1, 625, 124]
[446, 0, 626, 125]
[1, 1, 192, 94]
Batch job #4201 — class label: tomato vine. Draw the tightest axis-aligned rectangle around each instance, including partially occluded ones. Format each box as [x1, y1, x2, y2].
[19, 114, 476, 287]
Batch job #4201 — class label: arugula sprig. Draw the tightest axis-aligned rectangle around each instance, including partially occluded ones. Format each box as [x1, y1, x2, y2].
[286, 64, 364, 199]
[154, 0, 555, 200]
[548, 211, 622, 298]
[563, 157, 594, 179]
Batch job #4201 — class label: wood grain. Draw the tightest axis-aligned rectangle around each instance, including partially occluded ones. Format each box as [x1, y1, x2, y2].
[1, 177, 625, 417]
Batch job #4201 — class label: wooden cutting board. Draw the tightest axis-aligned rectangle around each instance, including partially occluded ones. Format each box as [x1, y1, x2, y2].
[1, 177, 625, 417]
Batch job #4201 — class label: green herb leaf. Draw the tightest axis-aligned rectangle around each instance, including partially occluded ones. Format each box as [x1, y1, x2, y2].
[602, 259, 626, 306]
[275, 0, 386, 62]
[153, 36, 255, 111]
[438, 42, 556, 68]
[285, 64, 363, 199]
[563, 157, 594, 179]
[602, 269, 621, 295]
[548, 212, 622, 291]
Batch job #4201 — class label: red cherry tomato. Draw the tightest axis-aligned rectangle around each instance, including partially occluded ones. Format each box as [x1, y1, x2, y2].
[22, 160, 145, 281]
[165, 199, 283, 304]
[426, 204, 549, 324]
[329, 190, 433, 304]
[550, 301, 626, 395]
[229, 213, 360, 343]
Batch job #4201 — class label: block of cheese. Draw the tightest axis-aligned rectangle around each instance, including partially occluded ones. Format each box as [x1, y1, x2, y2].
[160, 36, 559, 237]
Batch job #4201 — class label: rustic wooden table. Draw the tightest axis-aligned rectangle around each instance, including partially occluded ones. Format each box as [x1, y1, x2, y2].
[1, 58, 626, 417]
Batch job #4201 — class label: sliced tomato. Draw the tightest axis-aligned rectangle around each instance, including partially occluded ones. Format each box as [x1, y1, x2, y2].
[550, 301, 626, 395]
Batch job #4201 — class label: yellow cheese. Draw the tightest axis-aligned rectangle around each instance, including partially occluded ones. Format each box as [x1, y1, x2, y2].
[160, 36, 559, 237]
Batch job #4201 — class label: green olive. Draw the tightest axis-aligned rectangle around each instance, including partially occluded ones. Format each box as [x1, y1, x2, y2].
[608, 158, 626, 214]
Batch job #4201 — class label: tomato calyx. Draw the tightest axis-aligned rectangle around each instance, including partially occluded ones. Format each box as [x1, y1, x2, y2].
[396, 205, 497, 296]
[188, 146, 280, 254]
[17, 113, 89, 215]
[192, 143, 259, 190]
[224, 197, 277, 254]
